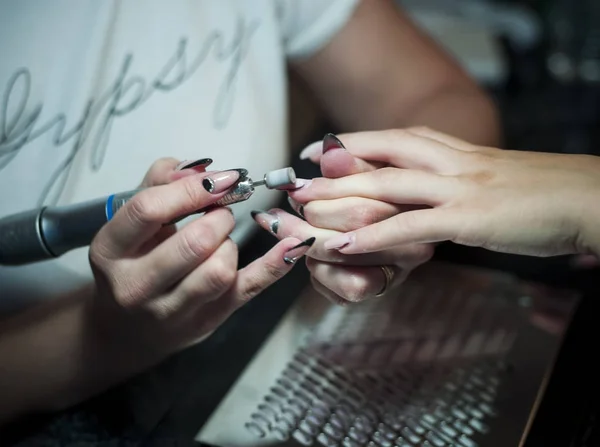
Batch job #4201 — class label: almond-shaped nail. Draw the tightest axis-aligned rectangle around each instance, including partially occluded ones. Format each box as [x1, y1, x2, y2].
[202, 170, 241, 193]
[251, 210, 279, 235]
[287, 196, 304, 218]
[299, 141, 321, 160]
[276, 178, 312, 190]
[324, 233, 354, 250]
[176, 158, 213, 171]
[323, 133, 346, 153]
[283, 237, 316, 264]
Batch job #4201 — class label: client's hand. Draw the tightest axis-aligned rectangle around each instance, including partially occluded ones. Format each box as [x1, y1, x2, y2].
[89, 157, 310, 358]
[252, 135, 434, 305]
[293, 129, 600, 259]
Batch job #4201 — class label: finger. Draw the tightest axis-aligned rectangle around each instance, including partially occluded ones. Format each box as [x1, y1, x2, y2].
[306, 258, 394, 303]
[320, 145, 382, 178]
[289, 167, 455, 206]
[251, 209, 402, 265]
[148, 237, 238, 318]
[222, 236, 313, 309]
[140, 158, 180, 187]
[97, 170, 241, 257]
[300, 129, 462, 173]
[294, 196, 407, 232]
[324, 208, 460, 254]
[133, 207, 235, 291]
[310, 275, 349, 307]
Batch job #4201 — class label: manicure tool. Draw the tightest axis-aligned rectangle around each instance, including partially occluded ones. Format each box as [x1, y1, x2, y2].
[0, 168, 296, 265]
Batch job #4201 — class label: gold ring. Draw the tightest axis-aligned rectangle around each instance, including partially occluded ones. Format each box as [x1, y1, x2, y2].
[376, 265, 396, 297]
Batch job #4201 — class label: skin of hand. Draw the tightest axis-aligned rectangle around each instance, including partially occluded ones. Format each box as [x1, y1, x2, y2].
[290, 128, 600, 259]
[252, 135, 434, 305]
[0, 158, 310, 425]
[90, 158, 312, 361]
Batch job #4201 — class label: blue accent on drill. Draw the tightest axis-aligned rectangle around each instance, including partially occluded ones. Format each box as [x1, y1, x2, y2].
[106, 194, 115, 221]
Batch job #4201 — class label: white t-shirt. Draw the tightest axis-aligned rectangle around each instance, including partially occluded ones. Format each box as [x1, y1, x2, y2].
[0, 0, 360, 310]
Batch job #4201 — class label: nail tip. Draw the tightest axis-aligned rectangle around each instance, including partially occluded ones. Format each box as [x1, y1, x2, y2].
[178, 158, 214, 170]
[232, 168, 248, 178]
[323, 133, 345, 153]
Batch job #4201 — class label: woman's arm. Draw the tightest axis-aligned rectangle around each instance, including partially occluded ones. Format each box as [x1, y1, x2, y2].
[288, 128, 600, 259]
[293, 0, 500, 146]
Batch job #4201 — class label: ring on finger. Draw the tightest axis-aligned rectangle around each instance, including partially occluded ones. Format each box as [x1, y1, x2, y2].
[376, 265, 396, 297]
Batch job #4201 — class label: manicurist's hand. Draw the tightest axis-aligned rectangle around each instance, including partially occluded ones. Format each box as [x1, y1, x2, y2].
[90, 157, 311, 357]
[0, 157, 312, 425]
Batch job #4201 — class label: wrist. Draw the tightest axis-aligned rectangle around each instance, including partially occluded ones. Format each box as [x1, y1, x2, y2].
[87, 288, 170, 376]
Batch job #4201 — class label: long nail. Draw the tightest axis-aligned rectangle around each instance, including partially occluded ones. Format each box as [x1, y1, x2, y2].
[277, 178, 312, 190]
[323, 133, 346, 153]
[251, 210, 280, 235]
[324, 233, 354, 250]
[287, 196, 304, 218]
[176, 158, 213, 171]
[202, 170, 242, 193]
[299, 141, 321, 160]
[283, 237, 316, 264]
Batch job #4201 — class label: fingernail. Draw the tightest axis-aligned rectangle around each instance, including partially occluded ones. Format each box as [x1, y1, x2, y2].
[287, 196, 304, 218]
[294, 178, 312, 189]
[176, 158, 213, 171]
[251, 210, 280, 235]
[323, 133, 346, 153]
[202, 170, 242, 193]
[324, 233, 354, 250]
[283, 237, 316, 264]
[299, 141, 321, 160]
[276, 178, 312, 191]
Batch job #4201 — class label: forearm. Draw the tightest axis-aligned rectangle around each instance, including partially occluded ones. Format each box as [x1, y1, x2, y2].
[0, 286, 162, 425]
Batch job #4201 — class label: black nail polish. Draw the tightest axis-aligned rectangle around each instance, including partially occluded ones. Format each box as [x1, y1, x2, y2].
[323, 133, 346, 153]
[251, 209, 279, 235]
[283, 237, 316, 264]
[230, 168, 248, 178]
[178, 158, 213, 170]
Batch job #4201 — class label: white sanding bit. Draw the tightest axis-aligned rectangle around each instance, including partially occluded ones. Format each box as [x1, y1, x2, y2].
[253, 167, 297, 189]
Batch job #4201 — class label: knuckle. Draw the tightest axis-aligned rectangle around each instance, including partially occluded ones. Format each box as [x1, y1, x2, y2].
[397, 211, 420, 233]
[89, 239, 111, 267]
[203, 256, 236, 294]
[418, 244, 435, 263]
[353, 203, 381, 228]
[128, 193, 162, 226]
[377, 167, 399, 185]
[409, 125, 432, 134]
[338, 273, 371, 302]
[181, 175, 204, 205]
[111, 277, 151, 309]
[178, 226, 217, 262]
[390, 128, 410, 140]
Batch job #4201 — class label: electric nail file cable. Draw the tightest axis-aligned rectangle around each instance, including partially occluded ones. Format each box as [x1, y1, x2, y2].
[0, 168, 296, 266]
